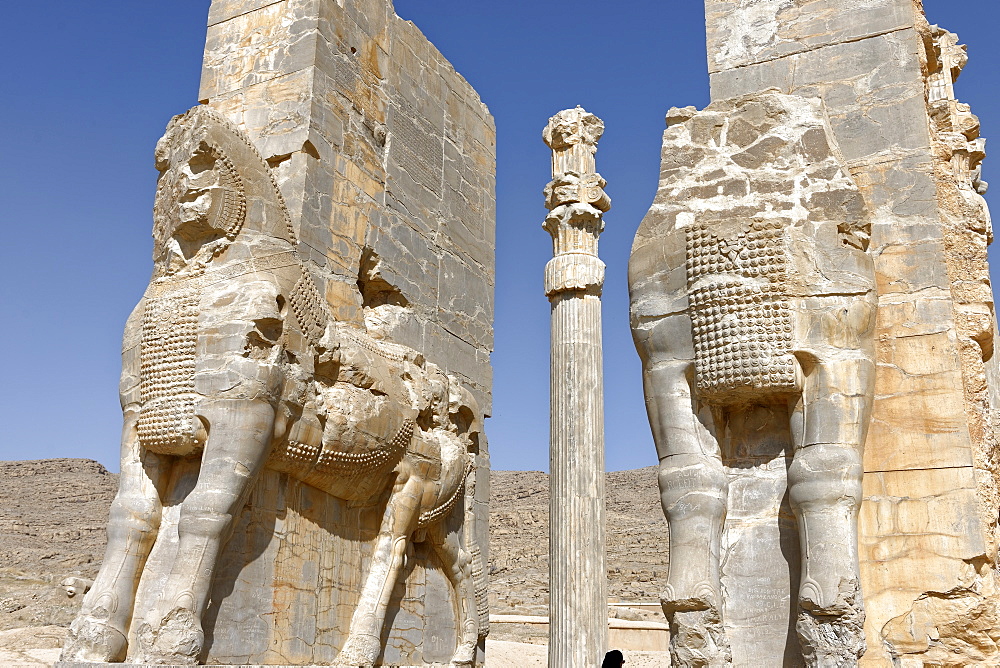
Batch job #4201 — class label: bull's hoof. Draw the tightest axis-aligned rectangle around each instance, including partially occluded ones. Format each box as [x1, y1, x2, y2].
[60, 616, 127, 662]
[451, 640, 477, 665]
[337, 632, 381, 667]
[133, 607, 204, 664]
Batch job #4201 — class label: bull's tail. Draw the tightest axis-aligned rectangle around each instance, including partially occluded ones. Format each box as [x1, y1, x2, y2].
[462, 461, 489, 641]
[470, 541, 490, 640]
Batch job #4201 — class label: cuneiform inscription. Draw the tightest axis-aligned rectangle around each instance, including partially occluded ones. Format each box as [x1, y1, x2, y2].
[390, 104, 443, 193]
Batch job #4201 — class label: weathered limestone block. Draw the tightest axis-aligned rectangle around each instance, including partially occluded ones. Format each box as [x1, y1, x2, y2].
[630, 92, 877, 667]
[61, 0, 494, 665]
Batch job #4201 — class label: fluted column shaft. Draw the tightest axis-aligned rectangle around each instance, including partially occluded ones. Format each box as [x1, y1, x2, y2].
[542, 107, 610, 668]
[549, 291, 607, 667]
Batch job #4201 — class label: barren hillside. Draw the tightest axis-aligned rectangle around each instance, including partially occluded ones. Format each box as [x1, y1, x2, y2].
[0, 459, 117, 630]
[0, 459, 668, 632]
[489, 467, 668, 615]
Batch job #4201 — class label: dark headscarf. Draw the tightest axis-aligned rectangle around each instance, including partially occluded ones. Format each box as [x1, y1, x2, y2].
[602, 649, 624, 668]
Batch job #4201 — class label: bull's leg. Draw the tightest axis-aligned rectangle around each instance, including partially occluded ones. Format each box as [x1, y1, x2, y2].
[62, 411, 167, 663]
[789, 345, 874, 666]
[635, 314, 731, 667]
[133, 399, 275, 665]
[337, 472, 423, 668]
[427, 518, 480, 666]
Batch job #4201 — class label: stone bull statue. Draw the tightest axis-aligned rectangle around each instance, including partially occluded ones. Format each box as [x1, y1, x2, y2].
[629, 93, 877, 665]
[61, 106, 488, 666]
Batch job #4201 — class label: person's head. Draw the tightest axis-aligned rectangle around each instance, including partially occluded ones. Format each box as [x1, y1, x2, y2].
[602, 649, 624, 668]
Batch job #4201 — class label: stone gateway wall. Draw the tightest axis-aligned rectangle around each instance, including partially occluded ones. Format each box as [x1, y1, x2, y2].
[631, 92, 878, 666]
[201, 0, 495, 411]
[630, 0, 998, 666]
[60, 1, 494, 666]
[703, 0, 998, 665]
[193, 1, 495, 664]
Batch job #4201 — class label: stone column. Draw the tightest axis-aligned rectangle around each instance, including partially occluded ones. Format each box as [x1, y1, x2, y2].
[542, 107, 611, 668]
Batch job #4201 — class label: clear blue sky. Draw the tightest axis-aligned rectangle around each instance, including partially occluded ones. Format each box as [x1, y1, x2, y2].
[1, 1, 997, 473]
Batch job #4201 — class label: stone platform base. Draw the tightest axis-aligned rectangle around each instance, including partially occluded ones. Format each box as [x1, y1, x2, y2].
[488, 614, 671, 652]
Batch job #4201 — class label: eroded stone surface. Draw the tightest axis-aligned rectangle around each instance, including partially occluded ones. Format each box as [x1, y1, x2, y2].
[199, 0, 496, 412]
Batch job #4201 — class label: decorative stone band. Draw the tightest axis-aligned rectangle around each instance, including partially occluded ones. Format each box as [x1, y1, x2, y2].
[316, 419, 414, 475]
[339, 324, 410, 364]
[201, 251, 298, 286]
[544, 252, 606, 297]
[213, 152, 247, 244]
[145, 251, 299, 299]
[544, 171, 610, 212]
[416, 460, 474, 528]
[269, 420, 415, 483]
